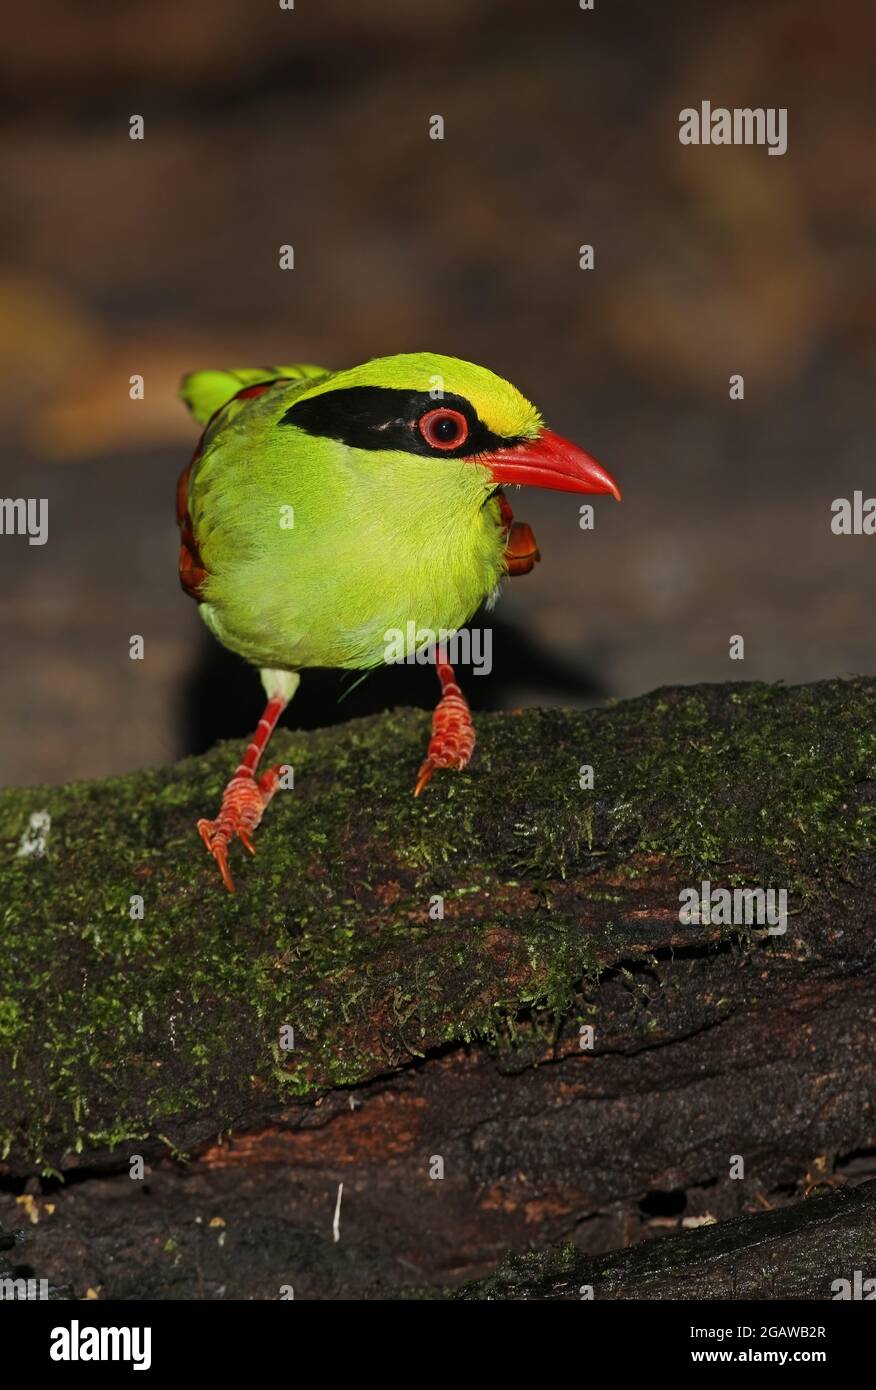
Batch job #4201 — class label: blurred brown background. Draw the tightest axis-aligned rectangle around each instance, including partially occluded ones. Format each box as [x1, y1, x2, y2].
[1, 0, 873, 787]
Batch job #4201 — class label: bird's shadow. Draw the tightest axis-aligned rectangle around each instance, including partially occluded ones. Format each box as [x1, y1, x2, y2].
[181, 613, 605, 756]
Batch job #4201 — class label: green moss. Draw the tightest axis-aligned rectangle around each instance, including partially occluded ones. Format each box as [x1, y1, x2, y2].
[449, 1243, 582, 1300]
[0, 677, 873, 1168]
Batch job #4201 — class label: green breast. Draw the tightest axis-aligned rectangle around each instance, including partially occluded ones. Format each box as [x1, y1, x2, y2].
[192, 418, 506, 673]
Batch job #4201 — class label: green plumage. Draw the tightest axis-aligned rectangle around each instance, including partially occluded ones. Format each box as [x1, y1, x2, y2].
[181, 353, 542, 676]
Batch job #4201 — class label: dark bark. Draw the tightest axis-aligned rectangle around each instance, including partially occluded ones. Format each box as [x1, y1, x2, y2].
[1, 677, 875, 1297]
[453, 1180, 876, 1300]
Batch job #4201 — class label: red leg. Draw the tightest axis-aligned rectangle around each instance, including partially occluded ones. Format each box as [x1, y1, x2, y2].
[414, 654, 476, 797]
[198, 693, 288, 892]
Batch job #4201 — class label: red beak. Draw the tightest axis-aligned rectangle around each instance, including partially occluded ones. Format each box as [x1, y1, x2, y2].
[484, 428, 621, 499]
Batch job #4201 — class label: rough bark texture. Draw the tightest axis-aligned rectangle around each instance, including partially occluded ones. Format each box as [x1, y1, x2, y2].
[453, 1180, 876, 1300]
[1, 678, 875, 1298]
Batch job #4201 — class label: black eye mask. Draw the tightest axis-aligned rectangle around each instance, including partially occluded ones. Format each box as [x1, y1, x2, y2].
[279, 386, 523, 458]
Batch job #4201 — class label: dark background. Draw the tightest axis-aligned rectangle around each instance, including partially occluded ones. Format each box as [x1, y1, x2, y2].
[1, 0, 873, 787]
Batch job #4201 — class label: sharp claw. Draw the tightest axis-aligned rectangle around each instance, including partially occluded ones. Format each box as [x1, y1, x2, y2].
[238, 829, 257, 856]
[413, 761, 434, 797]
[197, 820, 235, 892]
[214, 843, 235, 894]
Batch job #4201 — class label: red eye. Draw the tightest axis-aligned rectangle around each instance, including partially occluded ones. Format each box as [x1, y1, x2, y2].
[418, 407, 469, 451]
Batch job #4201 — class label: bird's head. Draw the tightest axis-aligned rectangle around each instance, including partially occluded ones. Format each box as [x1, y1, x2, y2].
[276, 352, 621, 503]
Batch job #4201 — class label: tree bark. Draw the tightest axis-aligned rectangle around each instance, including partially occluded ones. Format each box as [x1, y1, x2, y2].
[453, 1180, 876, 1300]
[1, 677, 874, 1297]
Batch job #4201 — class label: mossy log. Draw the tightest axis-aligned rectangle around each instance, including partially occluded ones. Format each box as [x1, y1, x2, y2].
[452, 1179, 876, 1300]
[1, 677, 875, 1298]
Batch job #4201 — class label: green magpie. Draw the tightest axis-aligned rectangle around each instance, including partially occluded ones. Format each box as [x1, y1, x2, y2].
[176, 352, 621, 891]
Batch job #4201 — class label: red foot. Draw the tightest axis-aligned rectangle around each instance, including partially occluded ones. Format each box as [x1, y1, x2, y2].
[504, 520, 540, 576]
[497, 491, 540, 577]
[197, 767, 281, 893]
[414, 663, 476, 797]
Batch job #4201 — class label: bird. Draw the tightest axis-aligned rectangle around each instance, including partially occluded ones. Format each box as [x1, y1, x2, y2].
[176, 352, 621, 891]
